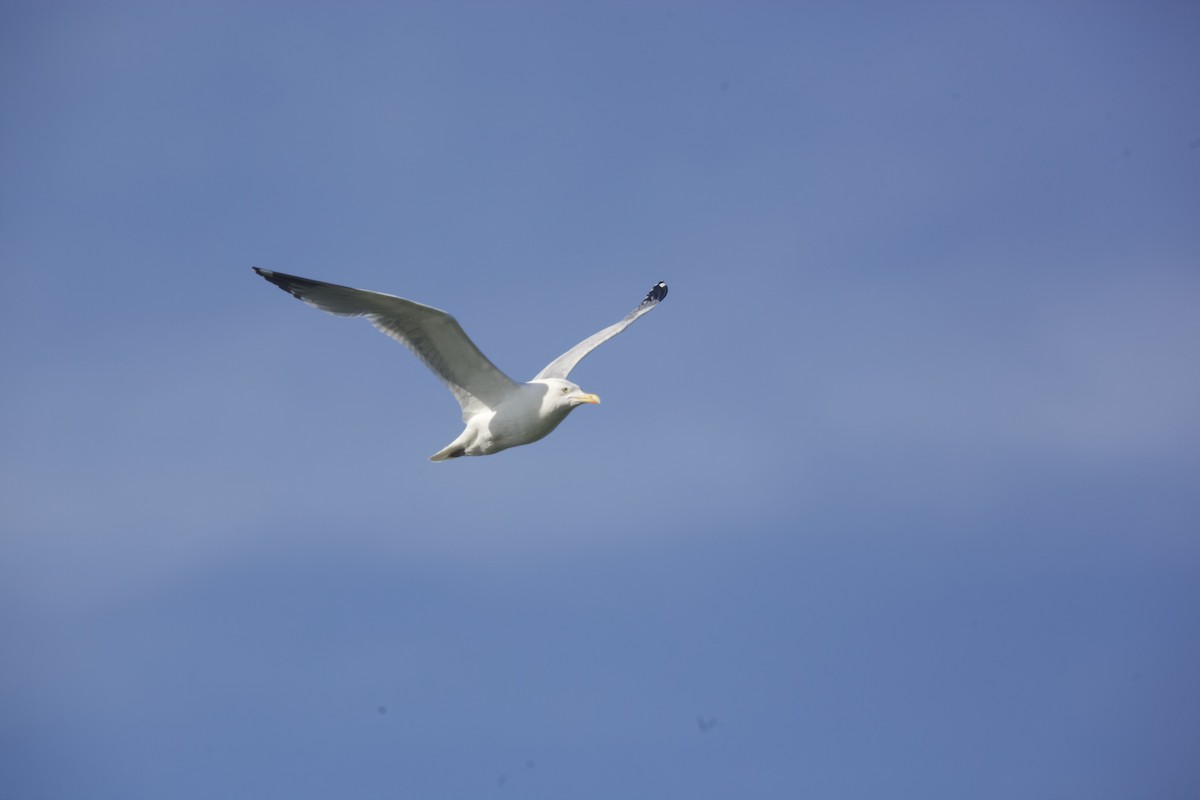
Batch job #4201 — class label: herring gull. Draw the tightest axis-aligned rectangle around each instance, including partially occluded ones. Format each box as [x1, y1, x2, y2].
[253, 268, 668, 460]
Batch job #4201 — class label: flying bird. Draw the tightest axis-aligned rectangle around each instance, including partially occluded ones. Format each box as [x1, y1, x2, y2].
[253, 268, 668, 461]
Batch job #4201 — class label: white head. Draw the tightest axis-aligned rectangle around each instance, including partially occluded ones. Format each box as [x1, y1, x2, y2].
[535, 378, 601, 411]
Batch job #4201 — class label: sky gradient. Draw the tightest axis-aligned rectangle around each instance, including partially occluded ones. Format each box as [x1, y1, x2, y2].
[3, 2, 1199, 798]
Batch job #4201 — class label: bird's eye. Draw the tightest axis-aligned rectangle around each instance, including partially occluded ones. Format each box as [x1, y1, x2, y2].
[561, 386, 570, 394]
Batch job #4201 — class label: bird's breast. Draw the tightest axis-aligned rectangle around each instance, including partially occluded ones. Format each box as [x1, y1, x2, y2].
[486, 392, 569, 448]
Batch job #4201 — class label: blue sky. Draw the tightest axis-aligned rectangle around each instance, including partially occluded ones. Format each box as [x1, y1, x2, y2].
[2, 1, 1199, 797]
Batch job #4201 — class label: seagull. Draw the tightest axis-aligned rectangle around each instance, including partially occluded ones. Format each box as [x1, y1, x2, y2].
[253, 268, 668, 461]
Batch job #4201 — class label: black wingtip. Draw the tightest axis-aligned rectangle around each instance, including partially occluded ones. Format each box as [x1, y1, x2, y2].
[644, 281, 668, 304]
[252, 266, 322, 302]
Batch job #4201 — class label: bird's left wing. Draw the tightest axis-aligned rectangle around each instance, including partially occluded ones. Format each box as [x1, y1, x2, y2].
[534, 281, 668, 380]
[254, 268, 520, 416]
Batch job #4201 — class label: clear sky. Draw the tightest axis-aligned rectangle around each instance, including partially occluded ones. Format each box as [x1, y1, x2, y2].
[2, 2, 1199, 798]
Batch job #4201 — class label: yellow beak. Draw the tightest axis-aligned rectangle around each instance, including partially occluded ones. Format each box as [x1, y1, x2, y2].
[576, 393, 601, 405]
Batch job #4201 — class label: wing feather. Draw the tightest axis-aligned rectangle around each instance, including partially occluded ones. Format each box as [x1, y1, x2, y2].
[534, 281, 668, 380]
[253, 267, 519, 416]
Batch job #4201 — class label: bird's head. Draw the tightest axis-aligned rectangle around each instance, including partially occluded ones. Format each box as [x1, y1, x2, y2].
[538, 378, 601, 410]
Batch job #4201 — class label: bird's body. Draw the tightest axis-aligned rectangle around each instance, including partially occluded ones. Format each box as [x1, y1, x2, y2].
[253, 268, 667, 460]
[430, 379, 587, 460]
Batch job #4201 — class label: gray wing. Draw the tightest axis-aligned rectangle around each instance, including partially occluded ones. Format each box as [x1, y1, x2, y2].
[254, 267, 520, 418]
[534, 281, 668, 380]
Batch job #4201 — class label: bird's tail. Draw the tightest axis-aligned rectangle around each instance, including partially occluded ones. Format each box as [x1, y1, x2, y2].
[428, 446, 465, 461]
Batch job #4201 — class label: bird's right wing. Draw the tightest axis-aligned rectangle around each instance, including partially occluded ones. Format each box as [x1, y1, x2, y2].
[534, 281, 668, 380]
[254, 268, 520, 417]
